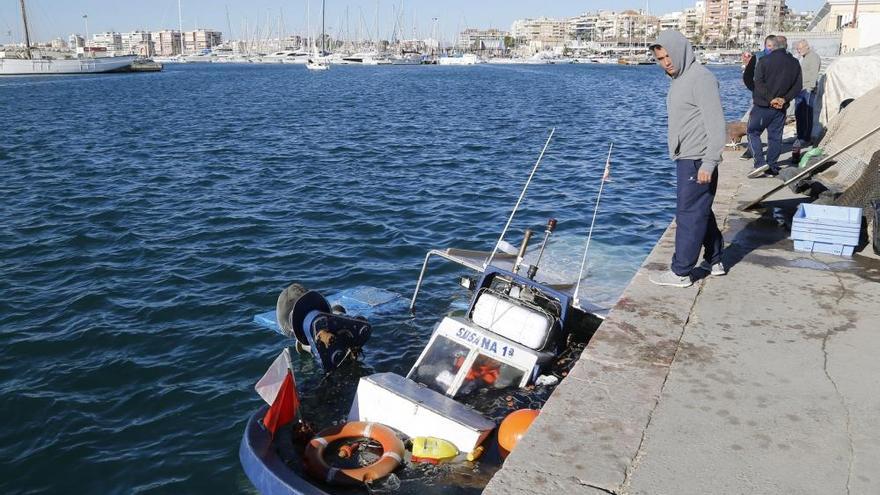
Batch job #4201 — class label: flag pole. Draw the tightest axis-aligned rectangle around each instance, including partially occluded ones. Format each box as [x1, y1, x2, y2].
[574, 143, 613, 308]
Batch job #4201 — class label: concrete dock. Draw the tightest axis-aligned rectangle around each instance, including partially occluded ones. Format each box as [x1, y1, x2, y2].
[484, 147, 880, 494]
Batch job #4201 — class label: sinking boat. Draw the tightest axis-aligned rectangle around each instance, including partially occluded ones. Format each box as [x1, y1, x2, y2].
[240, 131, 606, 494]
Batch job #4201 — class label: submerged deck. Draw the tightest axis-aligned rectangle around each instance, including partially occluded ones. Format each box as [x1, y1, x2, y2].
[484, 147, 880, 494]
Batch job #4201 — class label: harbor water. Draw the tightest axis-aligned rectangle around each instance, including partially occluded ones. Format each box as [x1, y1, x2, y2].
[0, 63, 749, 493]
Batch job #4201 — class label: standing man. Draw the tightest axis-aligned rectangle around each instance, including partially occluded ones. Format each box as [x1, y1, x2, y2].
[648, 30, 726, 288]
[746, 35, 802, 178]
[794, 40, 821, 152]
[742, 35, 777, 93]
[739, 35, 777, 160]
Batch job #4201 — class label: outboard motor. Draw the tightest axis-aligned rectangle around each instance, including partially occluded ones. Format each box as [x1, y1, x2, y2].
[276, 283, 372, 373]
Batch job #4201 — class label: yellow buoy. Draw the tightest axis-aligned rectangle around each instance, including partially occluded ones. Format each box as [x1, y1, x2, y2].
[498, 409, 539, 458]
[410, 437, 459, 464]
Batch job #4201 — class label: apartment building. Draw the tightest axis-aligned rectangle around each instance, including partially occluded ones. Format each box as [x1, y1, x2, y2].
[92, 32, 122, 51]
[121, 31, 152, 55]
[182, 29, 222, 53]
[151, 30, 181, 56]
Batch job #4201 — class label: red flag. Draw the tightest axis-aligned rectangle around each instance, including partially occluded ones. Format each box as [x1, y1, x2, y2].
[262, 370, 300, 435]
[256, 349, 300, 436]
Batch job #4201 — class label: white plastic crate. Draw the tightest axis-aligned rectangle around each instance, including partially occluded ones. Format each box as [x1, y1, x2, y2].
[791, 204, 862, 257]
[793, 239, 855, 257]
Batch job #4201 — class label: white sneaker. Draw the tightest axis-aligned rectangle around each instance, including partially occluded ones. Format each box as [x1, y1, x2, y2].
[699, 261, 726, 276]
[649, 270, 693, 288]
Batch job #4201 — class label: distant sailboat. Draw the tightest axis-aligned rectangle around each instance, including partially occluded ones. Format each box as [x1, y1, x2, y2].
[306, 0, 330, 70]
[0, 0, 136, 75]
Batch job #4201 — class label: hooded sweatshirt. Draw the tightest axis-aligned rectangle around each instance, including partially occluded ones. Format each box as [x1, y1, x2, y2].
[652, 30, 726, 174]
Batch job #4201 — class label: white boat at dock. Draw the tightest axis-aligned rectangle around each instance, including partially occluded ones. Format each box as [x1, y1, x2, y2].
[337, 52, 393, 65]
[0, 55, 136, 75]
[305, 0, 331, 71]
[1, 1, 135, 75]
[438, 53, 484, 66]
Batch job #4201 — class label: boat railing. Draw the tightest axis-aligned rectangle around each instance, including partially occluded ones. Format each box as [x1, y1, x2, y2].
[409, 249, 517, 312]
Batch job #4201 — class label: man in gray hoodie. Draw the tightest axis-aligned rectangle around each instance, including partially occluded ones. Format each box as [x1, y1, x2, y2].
[649, 30, 727, 288]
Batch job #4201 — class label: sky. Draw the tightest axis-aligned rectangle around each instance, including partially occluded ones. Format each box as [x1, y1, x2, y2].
[2, 0, 824, 43]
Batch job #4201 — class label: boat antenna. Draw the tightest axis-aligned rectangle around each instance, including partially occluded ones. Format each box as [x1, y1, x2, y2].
[485, 128, 555, 269]
[573, 143, 613, 308]
[19, 0, 32, 59]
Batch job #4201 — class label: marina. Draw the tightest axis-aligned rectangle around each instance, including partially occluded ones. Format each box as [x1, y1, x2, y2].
[3, 0, 880, 493]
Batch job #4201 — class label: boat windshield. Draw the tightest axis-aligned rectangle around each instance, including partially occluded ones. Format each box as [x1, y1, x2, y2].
[457, 354, 526, 396]
[410, 336, 530, 397]
[410, 336, 471, 395]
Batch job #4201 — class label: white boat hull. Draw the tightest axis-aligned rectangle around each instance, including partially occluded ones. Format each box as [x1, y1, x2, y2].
[438, 54, 483, 66]
[0, 56, 136, 75]
[306, 62, 329, 71]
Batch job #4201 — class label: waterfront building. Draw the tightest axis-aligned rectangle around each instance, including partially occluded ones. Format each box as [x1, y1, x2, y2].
[510, 17, 569, 49]
[683, 6, 704, 40]
[700, 0, 786, 45]
[658, 8, 703, 40]
[567, 10, 660, 44]
[455, 28, 508, 55]
[783, 10, 814, 31]
[568, 13, 599, 40]
[659, 11, 684, 32]
[808, 0, 880, 31]
[700, 0, 728, 41]
[151, 30, 181, 56]
[594, 12, 621, 41]
[50, 37, 67, 50]
[92, 32, 122, 51]
[182, 29, 222, 53]
[121, 31, 152, 55]
[807, 0, 880, 52]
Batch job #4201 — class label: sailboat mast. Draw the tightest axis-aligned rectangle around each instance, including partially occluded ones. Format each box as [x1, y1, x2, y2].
[19, 0, 32, 59]
[178, 0, 184, 55]
[321, 0, 326, 54]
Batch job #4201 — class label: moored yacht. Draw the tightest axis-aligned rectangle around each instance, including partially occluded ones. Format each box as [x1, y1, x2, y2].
[1, 1, 135, 75]
[438, 53, 483, 66]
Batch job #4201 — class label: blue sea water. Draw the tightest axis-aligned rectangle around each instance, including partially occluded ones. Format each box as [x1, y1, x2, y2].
[0, 63, 750, 494]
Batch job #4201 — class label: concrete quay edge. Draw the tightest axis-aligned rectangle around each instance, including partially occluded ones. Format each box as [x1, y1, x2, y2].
[483, 146, 880, 495]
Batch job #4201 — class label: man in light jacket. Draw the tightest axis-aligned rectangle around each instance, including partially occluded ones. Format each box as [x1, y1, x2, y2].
[794, 39, 821, 148]
[648, 30, 727, 287]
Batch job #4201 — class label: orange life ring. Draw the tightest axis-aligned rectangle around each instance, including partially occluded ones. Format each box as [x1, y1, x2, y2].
[304, 422, 404, 486]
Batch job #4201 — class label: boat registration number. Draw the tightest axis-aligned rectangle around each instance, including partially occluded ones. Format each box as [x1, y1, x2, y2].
[454, 327, 515, 358]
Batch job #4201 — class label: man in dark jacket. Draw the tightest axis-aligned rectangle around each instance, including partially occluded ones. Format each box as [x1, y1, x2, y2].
[739, 35, 777, 160]
[648, 30, 727, 287]
[742, 35, 777, 92]
[747, 35, 802, 178]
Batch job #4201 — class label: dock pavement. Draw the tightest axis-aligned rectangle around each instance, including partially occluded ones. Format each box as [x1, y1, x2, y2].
[483, 145, 880, 494]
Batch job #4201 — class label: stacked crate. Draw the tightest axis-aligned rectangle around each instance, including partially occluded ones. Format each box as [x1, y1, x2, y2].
[791, 204, 863, 257]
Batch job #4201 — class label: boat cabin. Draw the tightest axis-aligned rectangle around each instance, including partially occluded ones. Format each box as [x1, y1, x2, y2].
[407, 266, 572, 398]
[349, 265, 578, 454]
